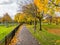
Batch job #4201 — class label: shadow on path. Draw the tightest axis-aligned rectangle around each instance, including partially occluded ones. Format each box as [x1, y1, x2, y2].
[10, 25, 39, 45]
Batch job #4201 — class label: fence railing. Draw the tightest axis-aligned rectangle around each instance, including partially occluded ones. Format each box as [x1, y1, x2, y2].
[0, 23, 23, 45]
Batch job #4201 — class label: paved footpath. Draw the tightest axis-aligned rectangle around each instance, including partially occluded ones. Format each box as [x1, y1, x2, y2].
[10, 25, 40, 45]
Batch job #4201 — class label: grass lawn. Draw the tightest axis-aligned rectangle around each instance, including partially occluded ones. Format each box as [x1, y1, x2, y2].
[27, 24, 60, 45]
[0, 25, 17, 41]
[42, 23, 60, 29]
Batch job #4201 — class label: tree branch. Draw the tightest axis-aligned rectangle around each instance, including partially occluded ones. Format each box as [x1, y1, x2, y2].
[49, 0, 60, 7]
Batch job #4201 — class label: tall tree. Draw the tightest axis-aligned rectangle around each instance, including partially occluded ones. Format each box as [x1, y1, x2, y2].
[22, 3, 44, 30]
[17, 0, 37, 31]
[2, 13, 12, 22]
[22, 3, 38, 31]
[34, 0, 60, 25]
[34, 0, 49, 30]
[2, 13, 12, 27]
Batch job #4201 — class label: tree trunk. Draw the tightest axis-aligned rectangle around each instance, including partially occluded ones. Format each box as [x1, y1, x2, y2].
[55, 17, 58, 25]
[49, 19, 52, 24]
[34, 17, 36, 32]
[56, 19, 58, 25]
[39, 18, 42, 31]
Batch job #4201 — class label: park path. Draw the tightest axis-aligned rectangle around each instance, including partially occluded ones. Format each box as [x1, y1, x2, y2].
[10, 24, 39, 45]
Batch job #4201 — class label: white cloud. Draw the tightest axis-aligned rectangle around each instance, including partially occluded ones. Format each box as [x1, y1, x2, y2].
[0, 2, 18, 19]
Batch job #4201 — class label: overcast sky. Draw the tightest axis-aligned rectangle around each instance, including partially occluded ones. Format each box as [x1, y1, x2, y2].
[0, 0, 18, 19]
[0, 0, 20, 19]
[0, 0, 32, 19]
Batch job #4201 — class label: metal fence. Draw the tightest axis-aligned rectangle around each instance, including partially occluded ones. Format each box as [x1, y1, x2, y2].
[0, 23, 23, 45]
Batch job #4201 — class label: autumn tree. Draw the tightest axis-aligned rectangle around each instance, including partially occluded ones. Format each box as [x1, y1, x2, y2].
[2, 13, 12, 22]
[22, 0, 48, 30]
[17, 0, 37, 31]
[26, 14, 35, 24]
[14, 13, 20, 23]
[2, 13, 12, 27]
[22, 3, 38, 31]
[48, 0, 60, 25]
[34, 0, 60, 25]
[18, 0, 60, 30]
[14, 13, 27, 23]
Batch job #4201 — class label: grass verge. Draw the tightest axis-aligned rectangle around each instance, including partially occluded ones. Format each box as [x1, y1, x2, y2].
[27, 24, 60, 45]
[0, 25, 17, 40]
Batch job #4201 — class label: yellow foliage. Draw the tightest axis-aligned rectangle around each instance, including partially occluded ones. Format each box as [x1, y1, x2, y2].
[43, 19, 48, 23]
[34, 0, 42, 9]
[14, 13, 26, 23]
[34, 0, 48, 13]
[44, 7, 48, 14]
[56, 0, 60, 5]
[56, 7, 60, 12]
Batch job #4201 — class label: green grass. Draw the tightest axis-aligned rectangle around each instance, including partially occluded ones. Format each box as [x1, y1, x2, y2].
[27, 24, 60, 45]
[42, 23, 60, 29]
[0, 25, 17, 40]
